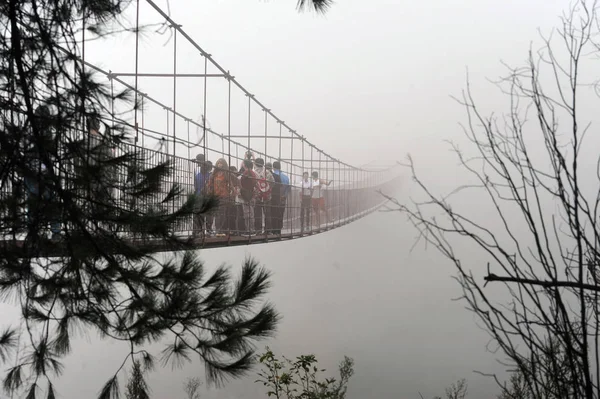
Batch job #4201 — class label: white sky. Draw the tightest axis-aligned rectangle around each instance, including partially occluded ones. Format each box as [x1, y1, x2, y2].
[88, 0, 569, 172]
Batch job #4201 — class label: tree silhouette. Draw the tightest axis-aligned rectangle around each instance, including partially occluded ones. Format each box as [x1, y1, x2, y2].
[125, 360, 150, 399]
[183, 377, 202, 399]
[0, 1, 280, 398]
[388, 0, 600, 398]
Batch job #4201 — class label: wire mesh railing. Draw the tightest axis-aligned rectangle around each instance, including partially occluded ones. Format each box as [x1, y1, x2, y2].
[0, 129, 398, 248]
[0, 0, 401, 252]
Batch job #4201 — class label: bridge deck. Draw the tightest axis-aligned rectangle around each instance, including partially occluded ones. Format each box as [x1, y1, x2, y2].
[1, 202, 383, 259]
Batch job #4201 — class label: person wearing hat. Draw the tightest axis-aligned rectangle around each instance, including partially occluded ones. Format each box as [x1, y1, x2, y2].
[195, 153, 206, 164]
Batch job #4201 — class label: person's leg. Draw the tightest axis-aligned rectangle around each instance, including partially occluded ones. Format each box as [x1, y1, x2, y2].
[249, 202, 255, 233]
[47, 188, 61, 237]
[274, 199, 280, 234]
[258, 200, 267, 233]
[302, 196, 311, 231]
[279, 197, 287, 233]
[242, 202, 250, 233]
[307, 198, 312, 230]
[193, 212, 201, 236]
[227, 202, 236, 233]
[265, 199, 273, 234]
[214, 206, 223, 235]
[234, 203, 245, 233]
[216, 204, 228, 236]
[225, 201, 234, 234]
[24, 176, 38, 226]
[243, 201, 255, 234]
[321, 197, 329, 223]
[316, 199, 322, 227]
[201, 215, 208, 235]
[303, 202, 307, 231]
[271, 198, 280, 234]
[254, 201, 262, 232]
[300, 198, 306, 232]
[209, 213, 216, 234]
[263, 201, 271, 234]
[267, 198, 277, 234]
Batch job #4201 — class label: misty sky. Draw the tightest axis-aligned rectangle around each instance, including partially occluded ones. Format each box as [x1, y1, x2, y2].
[2, 0, 589, 398]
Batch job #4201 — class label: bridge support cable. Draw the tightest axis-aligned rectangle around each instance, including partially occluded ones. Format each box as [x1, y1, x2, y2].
[1, 0, 403, 257]
[171, 24, 178, 222]
[246, 94, 252, 151]
[187, 119, 191, 160]
[140, 95, 145, 148]
[263, 109, 268, 161]
[172, 26, 178, 158]
[227, 72, 232, 238]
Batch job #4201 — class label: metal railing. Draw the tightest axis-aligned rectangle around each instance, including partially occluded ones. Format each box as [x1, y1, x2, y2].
[0, 0, 401, 252]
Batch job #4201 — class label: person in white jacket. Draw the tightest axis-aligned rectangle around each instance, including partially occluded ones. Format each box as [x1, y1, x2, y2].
[311, 171, 332, 227]
[253, 158, 274, 234]
[296, 171, 313, 232]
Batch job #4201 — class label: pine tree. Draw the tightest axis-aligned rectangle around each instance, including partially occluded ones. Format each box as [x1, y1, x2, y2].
[183, 377, 202, 399]
[296, 0, 334, 13]
[0, 1, 280, 398]
[125, 361, 150, 399]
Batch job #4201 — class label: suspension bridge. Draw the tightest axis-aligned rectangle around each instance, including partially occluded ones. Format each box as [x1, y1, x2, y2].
[3, 0, 401, 257]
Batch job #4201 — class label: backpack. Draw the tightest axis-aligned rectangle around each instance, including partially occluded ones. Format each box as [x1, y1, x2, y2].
[240, 170, 256, 203]
[271, 172, 282, 199]
[256, 170, 272, 201]
[212, 173, 229, 198]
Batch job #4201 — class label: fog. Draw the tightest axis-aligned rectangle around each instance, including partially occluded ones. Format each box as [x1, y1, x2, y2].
[57, 207, 506, 399]
[3, 0, 592, 398]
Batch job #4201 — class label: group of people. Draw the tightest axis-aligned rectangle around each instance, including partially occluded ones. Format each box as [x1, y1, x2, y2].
[193, 150, 333, 237]
[18, 107, 334, 241]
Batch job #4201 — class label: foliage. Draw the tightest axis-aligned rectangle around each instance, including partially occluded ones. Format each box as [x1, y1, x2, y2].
[497, 373, 532, 399]
[125, 360, 150, 399]
[444, 379, 467, 399]
[0, 1, 280, 398]
[426, 378, 468, 399]
[496, 338, 569, 399]
[389, 0, 600, 398]
[183, 377, 202, 399]
[255, 348, 354, 399]
[296, 0, 334, 13]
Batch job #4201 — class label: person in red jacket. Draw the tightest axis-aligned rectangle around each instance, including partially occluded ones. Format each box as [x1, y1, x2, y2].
[206, 158, 238, 237]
